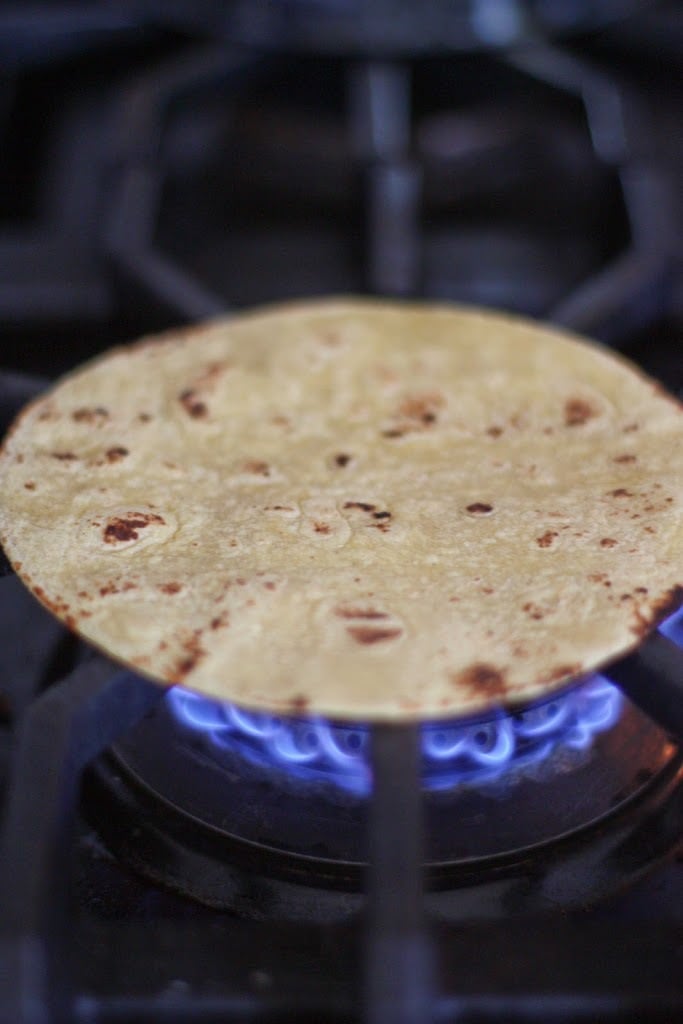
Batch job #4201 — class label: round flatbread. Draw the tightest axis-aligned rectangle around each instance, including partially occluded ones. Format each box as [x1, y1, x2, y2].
[0, 299, 681, 721]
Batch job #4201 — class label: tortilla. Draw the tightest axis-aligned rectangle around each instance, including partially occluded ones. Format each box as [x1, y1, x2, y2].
[0, 299, 681, 721]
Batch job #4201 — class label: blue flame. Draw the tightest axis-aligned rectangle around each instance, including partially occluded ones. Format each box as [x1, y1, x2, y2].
[659, 603, 683, 646]
[166, 611, 683, 797]
[166, 677, 623, 797]
[167, 674, 622, 797]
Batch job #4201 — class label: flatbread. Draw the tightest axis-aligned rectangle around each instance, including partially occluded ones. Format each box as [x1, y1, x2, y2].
[0, 299, 681, 721]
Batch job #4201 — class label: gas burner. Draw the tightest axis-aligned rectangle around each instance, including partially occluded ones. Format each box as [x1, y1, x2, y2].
[82, 615, 683, 916]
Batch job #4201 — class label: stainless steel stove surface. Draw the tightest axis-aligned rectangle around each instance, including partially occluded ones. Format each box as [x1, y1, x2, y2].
[0, 4, 682, 1022]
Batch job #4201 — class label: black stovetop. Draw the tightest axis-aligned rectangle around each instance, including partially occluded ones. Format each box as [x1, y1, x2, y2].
[0, 4, 681, 1022]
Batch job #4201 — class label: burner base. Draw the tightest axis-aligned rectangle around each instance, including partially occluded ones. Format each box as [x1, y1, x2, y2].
[82, 739, 683, 922]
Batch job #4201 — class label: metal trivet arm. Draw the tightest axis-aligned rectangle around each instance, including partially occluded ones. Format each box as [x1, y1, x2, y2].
[606, 630, 683, 741]
[365, 723, 436, 1024]
[508, 43, 676, 347]
[103, 44, 261, 321]
[0, 658, 164, 1024]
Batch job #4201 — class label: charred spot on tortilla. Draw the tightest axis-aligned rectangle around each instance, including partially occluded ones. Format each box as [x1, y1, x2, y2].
[564, 397, 599, 426]
[103, 512, 165, 544]
[243, 460, 271, 476]
[454, 663, 507, 700]
[347, 625, 403, 645]
[179, 388, 208, 419]
[169, 631, 206, 681]
[159, 581, 183, 594]
[105, 446, 129, 462]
